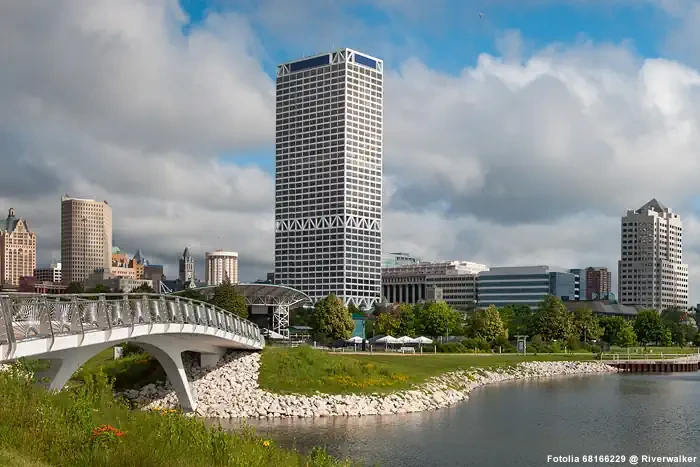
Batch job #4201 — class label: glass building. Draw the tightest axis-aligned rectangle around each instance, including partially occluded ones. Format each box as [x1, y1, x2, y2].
[477, 265, 576, 309]
[274, 49, 384, 309]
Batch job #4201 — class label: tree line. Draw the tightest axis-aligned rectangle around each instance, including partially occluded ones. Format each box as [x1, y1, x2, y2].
[361, 294, 700, 351]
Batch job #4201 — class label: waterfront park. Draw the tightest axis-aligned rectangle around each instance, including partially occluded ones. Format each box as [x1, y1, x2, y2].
[1, 290, 698, 466]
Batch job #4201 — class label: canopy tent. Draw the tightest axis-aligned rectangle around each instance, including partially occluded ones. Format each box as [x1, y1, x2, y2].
[346, 336, 363, 343]
[414, 336, 433, 344]
[374, 335, 399, 344]
[397, 336, 418, 344]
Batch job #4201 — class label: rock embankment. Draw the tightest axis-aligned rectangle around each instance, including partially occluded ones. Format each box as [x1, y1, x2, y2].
[123, 352, 618, 419]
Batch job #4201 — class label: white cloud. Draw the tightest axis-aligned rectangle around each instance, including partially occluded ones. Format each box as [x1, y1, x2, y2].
[0, 0, 276, 280]
[3, 0, 700, 306]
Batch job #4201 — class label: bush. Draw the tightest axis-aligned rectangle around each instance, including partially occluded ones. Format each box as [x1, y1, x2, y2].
[566, 336, 581, 351]
[460, 337, 490, 353]
[435, 342, 468, 353]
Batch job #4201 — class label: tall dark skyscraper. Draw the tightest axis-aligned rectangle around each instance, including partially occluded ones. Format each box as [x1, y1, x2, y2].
[274, 48, 383, 309]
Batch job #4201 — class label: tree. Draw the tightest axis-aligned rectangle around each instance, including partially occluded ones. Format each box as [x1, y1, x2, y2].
[131, 283, 154, 293]
[633, 310, 665, 347]
[86, 284, 111, 294]
[309, 294, 355, 340]
[472, 305, 506, 341]
[599, 316, 626, 345]
[536, 295, 573, 341]
[693, 332, 700, 347]
[415, 302, 460, 338]
[660, 328, 673, 347]
[65, 282, 84, 294]
[397, 303, 417, 337]
[209, 278, 248, 318]
[500, 304, 536, 337]
[175, 288, 205, 301]
[573, 307, 602, 342]
[617, 321, 637, 347]
[375, 311, 399, 336]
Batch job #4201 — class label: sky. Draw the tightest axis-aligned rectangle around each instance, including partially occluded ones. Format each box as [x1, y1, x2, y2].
[3, 0, 700, 303]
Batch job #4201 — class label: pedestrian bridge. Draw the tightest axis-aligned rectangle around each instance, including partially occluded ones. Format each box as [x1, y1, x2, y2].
[0, 293, 264, 411]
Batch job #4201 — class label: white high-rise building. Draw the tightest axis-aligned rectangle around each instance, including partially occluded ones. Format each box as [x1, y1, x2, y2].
[274, 48, 383, 309]
[204, 250, 238, 286]
[618, 199, 688, 310]
[60, 196, 112, 284]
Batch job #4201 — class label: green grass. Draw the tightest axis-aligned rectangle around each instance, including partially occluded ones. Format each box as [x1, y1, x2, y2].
[259, 346, 596, 395]
[0, 365, 355, 467]
[69, 348, 165, 391]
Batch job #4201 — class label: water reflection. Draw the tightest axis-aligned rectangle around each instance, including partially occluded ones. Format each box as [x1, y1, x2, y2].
[210, 373, 700, 467]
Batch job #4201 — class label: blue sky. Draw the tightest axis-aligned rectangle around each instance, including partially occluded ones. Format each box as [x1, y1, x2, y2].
[188, 0, 675, 173]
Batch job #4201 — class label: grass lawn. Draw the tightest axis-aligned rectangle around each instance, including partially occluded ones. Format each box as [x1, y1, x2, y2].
[259, 346, 596, 395]
[0, 366, 355, 467]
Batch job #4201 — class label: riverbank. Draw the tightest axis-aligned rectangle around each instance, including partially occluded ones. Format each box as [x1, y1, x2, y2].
[0, 365, 355, 467]
[136, 350, 618, 419]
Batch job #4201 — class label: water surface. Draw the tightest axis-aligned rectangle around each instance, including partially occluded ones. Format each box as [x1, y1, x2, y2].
[215, 373, 700, 466]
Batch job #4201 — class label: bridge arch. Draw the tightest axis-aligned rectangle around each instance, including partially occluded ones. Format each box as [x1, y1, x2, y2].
[0, 293, 264, 411]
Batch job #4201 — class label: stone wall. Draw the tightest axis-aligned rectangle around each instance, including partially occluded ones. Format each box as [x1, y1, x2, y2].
[121, 352, 619, 419]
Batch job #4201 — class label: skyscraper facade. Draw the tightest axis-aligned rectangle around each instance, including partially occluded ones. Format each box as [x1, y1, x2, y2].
[204, 250, 238, 286]
[618, 199, 688, 310]
[0, 208, 37, 287]
[60, 196, 113, 284]
[274, 48, 383, 309]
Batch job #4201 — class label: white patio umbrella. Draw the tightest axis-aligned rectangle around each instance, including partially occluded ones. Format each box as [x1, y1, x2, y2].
[397, 336, 418, 344]
[375, 335, 399, 350]
[415, 336, 433, 353]
[346, 336, 363, 343]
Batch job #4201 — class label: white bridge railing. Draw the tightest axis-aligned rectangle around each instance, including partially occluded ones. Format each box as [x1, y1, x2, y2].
[0, 293, 263, 356]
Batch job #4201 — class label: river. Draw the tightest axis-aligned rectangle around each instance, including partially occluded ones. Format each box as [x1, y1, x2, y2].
[215, 372, 700, 466]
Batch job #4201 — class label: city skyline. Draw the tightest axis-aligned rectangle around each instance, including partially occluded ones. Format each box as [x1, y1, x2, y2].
[6, 1, 700, 304]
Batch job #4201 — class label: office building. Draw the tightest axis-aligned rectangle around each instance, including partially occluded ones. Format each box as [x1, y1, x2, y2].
[382, 252, 420, 268]
[568, 269, 587, 301]
[585, 267, 612, 300]
[205, 250, 238, 286]
[34, 262, 62, 283]
[274, 48, 383, 309]
[0, 208, 37, 287]
[381, 261, 488, 310]
[179, 247, 195, 283]
[477, 265, 575, 309]
[60, 196, 112, 283]
[618, 199, 688, 309]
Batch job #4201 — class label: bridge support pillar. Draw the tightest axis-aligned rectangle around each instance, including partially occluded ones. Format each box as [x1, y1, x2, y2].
[36, 343, 115, 391]
[134, 340, 197, 413]
[200, 348, 226, 369]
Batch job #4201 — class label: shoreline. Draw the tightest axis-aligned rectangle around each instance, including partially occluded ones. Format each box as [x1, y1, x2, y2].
[129, 352, 619, 419]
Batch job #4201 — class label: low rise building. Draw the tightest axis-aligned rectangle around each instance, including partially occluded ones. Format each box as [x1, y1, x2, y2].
[477, 265, 575, 309]
[84, 270, 153, 293]
[381, 261, 488, 310]
[34, 262, 62, 283]
[20, 276, 68, 294]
